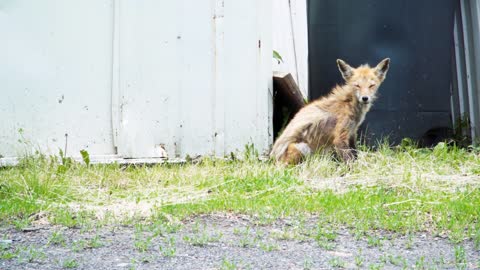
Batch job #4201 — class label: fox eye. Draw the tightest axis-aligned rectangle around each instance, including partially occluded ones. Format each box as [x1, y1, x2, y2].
[354, 84, 360, 88]
[369, 84, 376, 88]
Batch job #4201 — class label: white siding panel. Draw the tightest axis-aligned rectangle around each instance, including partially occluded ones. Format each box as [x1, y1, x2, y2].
[0, 0, 115, 158]
[272, 0, 308, 96]
[118, 0, 272, 158]
[117, 0, 216, 158]
[222, 0, 273, 156]
[0, 0, 272, 160]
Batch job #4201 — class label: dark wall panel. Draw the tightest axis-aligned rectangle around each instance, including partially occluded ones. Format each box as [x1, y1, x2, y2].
[308, 0, 456, 145]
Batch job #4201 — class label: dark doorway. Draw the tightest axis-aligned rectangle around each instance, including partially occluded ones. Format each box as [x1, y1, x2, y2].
[307, 0, 457, 145]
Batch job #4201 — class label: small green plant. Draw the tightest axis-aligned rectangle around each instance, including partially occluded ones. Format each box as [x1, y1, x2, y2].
[328, 257, 345, 268]
[368, 263, 384, 270]
[233, 228, 242, 236]
[80, 149, 90, 166]
[415, 256, 426, 269]
[48, 230, 66, 246]
[388, 255, 406, 267]
[315, 227, 337, 250]
[0, 249, 18, 260]
[236, 227, 257, 248]
[221, 257, 237, 270]
[259, 242, 279, 252]
[454, 246, 467, 270]
[0, 241, 18, 260]
[367, 235, 383, 248]
[159, 237, 176, 257]
[139, 255, 154, 263]
[62, 258, 79, 269]
[273, 50, 283, 64]
[183, 231, 222, 247]
[149, 219, 182, 237]
[129, 258, 137, 270]
[72, 240, 86, 252]
[57, 148, 73, 174]
[134, 236, 152, 252]
[270, 227, 306, 241]
[317, 238, 335, 250]
[474, 228, 480, 250]
[303, 257, 314, 269]
[316, 227, 337, 242]
[18, 246, 46, 263]
[434, 255, 446, 268]
[405, 234, 414, 250]
[380, 254, 388, 264]
[51, 209, 78, 228]
[0, 239, 11, 251]
[244, 143, 259, 161]
[87, 234, 103, 249]
[13, 218, 30, 231]
[355, 255, 364, 267]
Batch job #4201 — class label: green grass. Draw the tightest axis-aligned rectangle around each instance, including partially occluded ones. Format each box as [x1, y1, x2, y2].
[0, 142, 479, 242]
[328, 257, 346, 268]
[62, 258, 79, 269]
[47, 230, 66, 246]
[159, 236, 177, 257]
[220, 257, 238, 270]
[454, 245, 467, 270]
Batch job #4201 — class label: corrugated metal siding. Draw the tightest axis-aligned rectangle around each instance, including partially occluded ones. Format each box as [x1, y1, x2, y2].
[455, 0, 480, 142]
[0, 0, 272, 161]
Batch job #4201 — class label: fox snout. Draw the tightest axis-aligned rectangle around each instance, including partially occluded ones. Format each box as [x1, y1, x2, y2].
[358, 94, 372, 105]
[356, 91, 375, 104]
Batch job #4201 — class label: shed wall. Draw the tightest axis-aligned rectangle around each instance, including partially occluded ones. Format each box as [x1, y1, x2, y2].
[0, 0, 272, 162]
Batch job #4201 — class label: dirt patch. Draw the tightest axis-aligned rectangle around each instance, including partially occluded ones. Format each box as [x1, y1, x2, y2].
[1, 215, 478, 269]
[304, 174, 480, 194]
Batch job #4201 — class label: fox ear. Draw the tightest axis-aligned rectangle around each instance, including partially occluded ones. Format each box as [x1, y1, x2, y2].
[337, 59, 354, 81]
[375, 58, 390, 80]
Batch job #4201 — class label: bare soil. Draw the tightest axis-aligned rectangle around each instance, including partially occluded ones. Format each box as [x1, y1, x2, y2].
[1, 215, 479, 270]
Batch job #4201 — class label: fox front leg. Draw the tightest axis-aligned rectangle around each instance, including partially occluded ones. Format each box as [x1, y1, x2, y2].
[348, 135, 358, 160]
[333, 123, 357, 162]
[333, 139, 356, 163]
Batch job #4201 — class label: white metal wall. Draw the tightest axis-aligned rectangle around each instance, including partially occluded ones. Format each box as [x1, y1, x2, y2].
[272, 0, 309, 97]
[0, 0, 273, 161]
[0, 0, 116, 159]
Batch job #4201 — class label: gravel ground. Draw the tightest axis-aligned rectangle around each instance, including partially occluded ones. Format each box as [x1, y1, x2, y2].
[1, 215, 479, 270]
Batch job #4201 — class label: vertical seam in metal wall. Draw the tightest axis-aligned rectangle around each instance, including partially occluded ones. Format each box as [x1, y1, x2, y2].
[176, 0, 185, 158]
[288, 0, 300, 86]
[111, 0, 121, 156]
[211, 0, 216, 156]
[255, 0, 260, 151]
[453, 9, 470, 138]
[213, 0, 225, 157]
[306, 0, 312, 100]
[454, 11, 467, 118]
[460, 0, 478, 142]
[472, 0, 480, 143]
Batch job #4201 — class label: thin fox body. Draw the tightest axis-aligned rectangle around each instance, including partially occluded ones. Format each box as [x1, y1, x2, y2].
[270, 58, 390, 165]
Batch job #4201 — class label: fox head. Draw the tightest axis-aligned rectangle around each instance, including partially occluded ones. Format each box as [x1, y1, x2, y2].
[336, 58, 390, 105]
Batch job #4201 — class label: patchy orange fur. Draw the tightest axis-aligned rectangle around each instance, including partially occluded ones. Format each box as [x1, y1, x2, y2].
[271, 58, 390, 165]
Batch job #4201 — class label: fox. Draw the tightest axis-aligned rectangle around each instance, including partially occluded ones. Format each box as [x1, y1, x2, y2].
[270, 58, 390, 165]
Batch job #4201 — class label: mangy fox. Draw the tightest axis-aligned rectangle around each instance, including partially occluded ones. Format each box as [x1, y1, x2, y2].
[270, 58, 391, 165]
